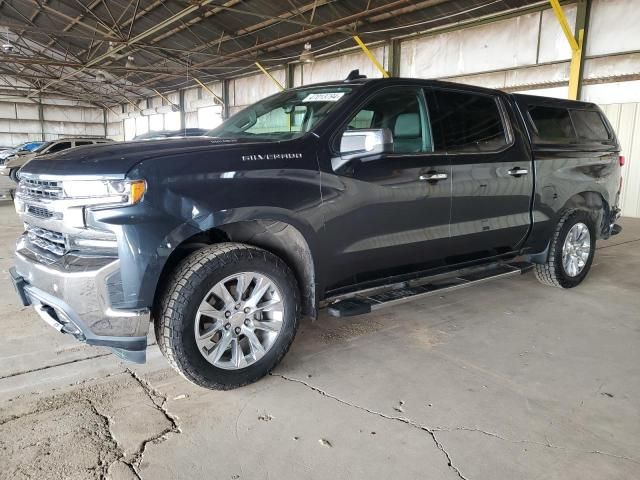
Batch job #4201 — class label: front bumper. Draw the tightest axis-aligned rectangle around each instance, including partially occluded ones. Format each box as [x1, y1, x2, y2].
[0, 165, 8, 175]
[12, 244, 150, 363]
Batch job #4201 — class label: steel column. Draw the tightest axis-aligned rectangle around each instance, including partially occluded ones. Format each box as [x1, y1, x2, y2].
[549, 0, 590, 100]
[388, 39, 401, 78]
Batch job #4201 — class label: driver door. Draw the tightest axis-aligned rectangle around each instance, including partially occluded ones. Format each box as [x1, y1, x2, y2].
[319, 86, 452, 291]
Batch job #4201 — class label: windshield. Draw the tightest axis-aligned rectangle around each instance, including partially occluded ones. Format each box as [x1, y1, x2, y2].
[23, 142, 44, 152]
[32, 141, 52, 153]
[208, 86, 354, 140]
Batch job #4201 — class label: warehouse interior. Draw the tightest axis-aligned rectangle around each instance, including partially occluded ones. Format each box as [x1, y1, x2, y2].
[1, 1, 639, 479]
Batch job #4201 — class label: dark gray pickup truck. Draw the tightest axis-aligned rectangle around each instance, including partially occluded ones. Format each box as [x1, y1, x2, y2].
[10, 74, 623, 389]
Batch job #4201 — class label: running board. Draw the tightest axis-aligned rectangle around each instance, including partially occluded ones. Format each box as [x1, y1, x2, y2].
[327, 262, 533, 318]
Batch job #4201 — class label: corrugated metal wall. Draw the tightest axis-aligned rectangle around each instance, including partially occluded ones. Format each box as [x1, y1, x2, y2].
[601, 103, 640, 218]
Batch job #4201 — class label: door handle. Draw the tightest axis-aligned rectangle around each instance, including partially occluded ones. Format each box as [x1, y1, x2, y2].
[419, 172, 448, 182]
[508, 167, 529, 177]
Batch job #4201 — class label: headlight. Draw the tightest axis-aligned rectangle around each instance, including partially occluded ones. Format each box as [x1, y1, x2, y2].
[63, 179, 146, 206]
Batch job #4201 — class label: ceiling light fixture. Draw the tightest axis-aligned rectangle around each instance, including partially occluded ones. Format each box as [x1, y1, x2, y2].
[299, 42, 315, 64]
[125, 55, 135, 69]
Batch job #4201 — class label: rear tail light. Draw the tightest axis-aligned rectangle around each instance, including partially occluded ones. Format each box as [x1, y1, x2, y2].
[619, 155, 625, 166]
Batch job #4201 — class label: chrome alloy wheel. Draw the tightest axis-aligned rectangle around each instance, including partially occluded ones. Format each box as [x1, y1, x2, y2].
[562, 222, 591, 277]
[194, 272, 284, 370]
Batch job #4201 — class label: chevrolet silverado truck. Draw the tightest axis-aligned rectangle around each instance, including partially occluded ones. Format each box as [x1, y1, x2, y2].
[10, 73, 623, 390]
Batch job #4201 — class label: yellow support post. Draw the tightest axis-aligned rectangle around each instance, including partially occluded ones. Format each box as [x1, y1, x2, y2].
[549, 0, 583, 100]
[124, 96, 143, 112]
[568, 29, 584, 100]
[353, 35, 390, 78]
[255, 62, 285, 91]
[152, 88, 180, 111]
[193, 77, 224, 105]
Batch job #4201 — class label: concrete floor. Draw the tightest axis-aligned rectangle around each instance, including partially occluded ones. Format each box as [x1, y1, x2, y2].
[0, 194, 638, 480]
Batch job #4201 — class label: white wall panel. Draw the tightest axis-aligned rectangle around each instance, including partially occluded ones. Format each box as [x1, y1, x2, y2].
[588, 0, 640, 56]
[11, 120, 41, 134]
[512, 86, 569, 98]
[400, 13, 538, 78]
[0, 103, 17, 119]
[232, 70, 284, 107]
[601, 103, 640, 217]
[537, 5, 576, 63]
[107, 108, 121, 123]
[107, 122, 123, 141]
[451, 63, 570, 90]
[583, 81, 640, 104]
[583, 53, 640, 82]
[301, 46, 387, 84]
[184, 111, 199, 128]
[15, 104, 39, 120]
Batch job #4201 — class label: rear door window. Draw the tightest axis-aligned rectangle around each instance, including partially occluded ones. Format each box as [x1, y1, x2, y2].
[75, 141, 93, 146]
[570, 110, 610, 140]
[429, 89, 508, 152]
[528, 106, 576, 142]
[46, 141, 72, 154]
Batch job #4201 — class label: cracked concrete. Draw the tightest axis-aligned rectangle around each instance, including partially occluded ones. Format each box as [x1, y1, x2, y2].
[1, 200, 639, 479]
[272, 373, 469, 480]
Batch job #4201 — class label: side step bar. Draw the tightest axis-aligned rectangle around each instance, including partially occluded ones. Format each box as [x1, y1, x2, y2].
[327, 262, 533, 318]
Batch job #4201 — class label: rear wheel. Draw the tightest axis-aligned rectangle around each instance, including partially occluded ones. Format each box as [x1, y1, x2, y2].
[155, 243, 300, 390]
[534, 210, 596, 288]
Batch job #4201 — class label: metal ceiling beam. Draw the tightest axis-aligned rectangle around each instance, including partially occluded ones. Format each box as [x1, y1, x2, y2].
[2, 54, 215, 77]
[28, 0, 222, 98]
[20, 0, 115, 37]
[136, 0, 426, 87]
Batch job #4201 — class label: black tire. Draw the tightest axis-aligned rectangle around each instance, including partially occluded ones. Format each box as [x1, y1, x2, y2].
[155, 243, 300, 390]
[534, 210, 596, 288]
[9, 168, 19, 183]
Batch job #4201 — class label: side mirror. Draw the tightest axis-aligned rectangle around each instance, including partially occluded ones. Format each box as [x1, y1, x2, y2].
[332, 128, 393, 171]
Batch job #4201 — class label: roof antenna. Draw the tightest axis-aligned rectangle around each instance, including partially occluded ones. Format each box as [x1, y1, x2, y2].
[345, 69, 367, 81]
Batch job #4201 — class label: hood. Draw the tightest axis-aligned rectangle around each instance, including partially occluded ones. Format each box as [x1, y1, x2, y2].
[0, 149, 21, 161]
[18, 137, 263, 177]
[5, 151, 36, 167]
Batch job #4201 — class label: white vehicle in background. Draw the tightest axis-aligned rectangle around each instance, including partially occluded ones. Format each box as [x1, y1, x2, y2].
[0, 138, 112, 182]
[0, 141, 45, 162]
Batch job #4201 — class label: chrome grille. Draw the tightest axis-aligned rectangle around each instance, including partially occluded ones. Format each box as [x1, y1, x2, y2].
[25, 224, 67, 256]
[20, 178, 63, 200]
[26, 205, 54, 219]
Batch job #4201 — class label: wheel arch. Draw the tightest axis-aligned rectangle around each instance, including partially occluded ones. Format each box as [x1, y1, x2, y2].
[153, 218, 318, 320]
[527, 190, 610, 265]
[557, 190, 610, 238]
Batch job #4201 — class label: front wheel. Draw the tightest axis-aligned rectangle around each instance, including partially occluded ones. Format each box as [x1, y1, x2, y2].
[534, 210, 596, 288]
[9, 168, 19, 183]
[155, 243, 300, 390]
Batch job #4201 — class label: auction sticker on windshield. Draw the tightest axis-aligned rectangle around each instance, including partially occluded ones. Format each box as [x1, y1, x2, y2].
[302, 92, 345, 102]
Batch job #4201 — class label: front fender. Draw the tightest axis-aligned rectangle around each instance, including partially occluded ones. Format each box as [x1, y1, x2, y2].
[89, 159, 323, 310]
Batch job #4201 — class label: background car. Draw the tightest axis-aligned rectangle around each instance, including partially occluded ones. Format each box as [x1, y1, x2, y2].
[0, 141, 45, 162]
[0, 138, 111, 182]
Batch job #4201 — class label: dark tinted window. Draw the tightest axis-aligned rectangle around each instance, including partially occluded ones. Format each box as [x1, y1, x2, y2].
[528, 106, 576, 142]
[343, 88, 432, 153]
[75, 141, 93, 146]
[430, 89, 507, 152]
[570, 110, 610, 140]
[46, 142, 72, 154]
